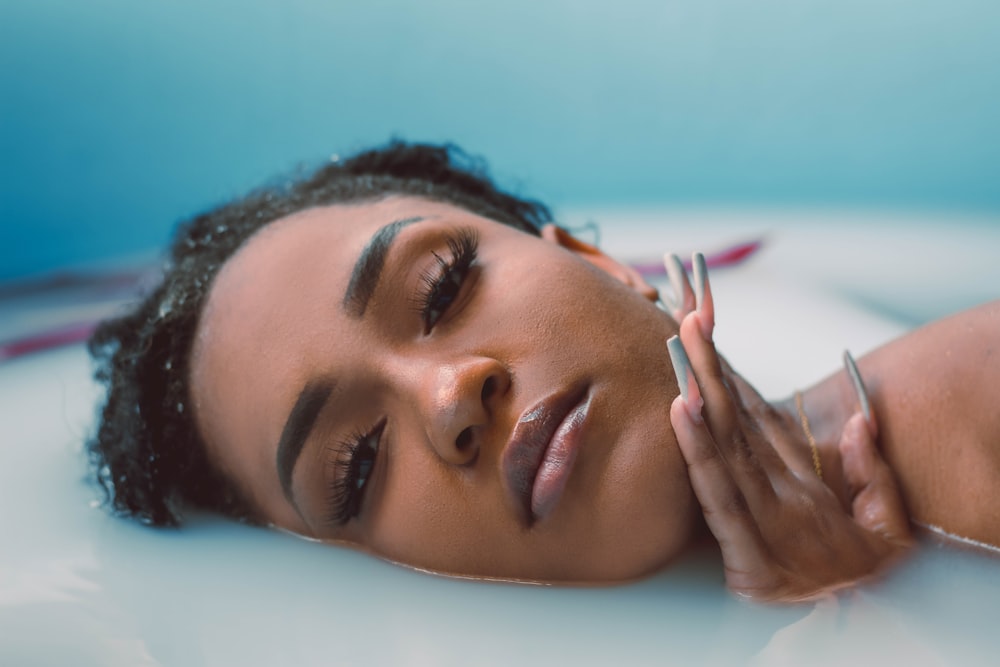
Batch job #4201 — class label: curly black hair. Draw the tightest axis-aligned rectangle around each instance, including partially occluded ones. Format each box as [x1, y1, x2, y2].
[88, 141, 553, 526]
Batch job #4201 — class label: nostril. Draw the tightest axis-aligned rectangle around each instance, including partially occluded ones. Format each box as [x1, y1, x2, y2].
[481, 375, 497, 403]
[456, 426, 474, 452]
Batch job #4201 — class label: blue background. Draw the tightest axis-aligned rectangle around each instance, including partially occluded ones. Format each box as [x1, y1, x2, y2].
[3, 0, 999, 280]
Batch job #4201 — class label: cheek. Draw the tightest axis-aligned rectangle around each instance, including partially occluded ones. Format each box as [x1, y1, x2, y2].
[619, 434, 696, 553]
[575, 416, 698, 579]
[480, 260, 627, 363]
[363, 457, 519, 576]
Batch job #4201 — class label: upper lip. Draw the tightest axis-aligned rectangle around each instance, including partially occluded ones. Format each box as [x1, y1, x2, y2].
[501, 383, 589, 525]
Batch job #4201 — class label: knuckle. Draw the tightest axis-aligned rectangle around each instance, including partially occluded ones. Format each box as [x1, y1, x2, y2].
[719, 487, 752, 519]
[730, 433, 767, 476]
[730, 431, 753, 460]
[686, 438, 722, 466]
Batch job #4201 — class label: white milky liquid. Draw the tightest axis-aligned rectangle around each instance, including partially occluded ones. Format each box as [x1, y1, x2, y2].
[3, 214, 998, 666]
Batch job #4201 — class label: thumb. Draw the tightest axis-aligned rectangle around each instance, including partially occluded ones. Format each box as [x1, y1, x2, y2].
[839, 412, 912, 546]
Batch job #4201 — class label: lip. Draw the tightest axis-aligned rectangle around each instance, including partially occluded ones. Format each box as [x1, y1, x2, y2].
[501, 384, 591, 526]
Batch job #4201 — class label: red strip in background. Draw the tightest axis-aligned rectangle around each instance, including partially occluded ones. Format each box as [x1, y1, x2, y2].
[0, 322, 98, 363]
[0, 238, 762, 363]
[629, 238, 763, 278]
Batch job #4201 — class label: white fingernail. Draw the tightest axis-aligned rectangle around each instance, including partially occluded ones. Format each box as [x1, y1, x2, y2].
[692, 252, 708, 314]
[664, 254, 687, 313]
[667, 336, 692, 402]
[843, 350, 872, 425]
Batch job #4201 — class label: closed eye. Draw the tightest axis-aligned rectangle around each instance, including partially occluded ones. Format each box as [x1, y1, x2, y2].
[415, 228, 479, 334]
[325, 417, 387, 525]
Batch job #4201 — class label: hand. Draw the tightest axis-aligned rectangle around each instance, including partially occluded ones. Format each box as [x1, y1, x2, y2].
[664, 255, 912, 602]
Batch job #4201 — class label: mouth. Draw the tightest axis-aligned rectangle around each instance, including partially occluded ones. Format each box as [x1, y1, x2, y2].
[502, 383, 591, 526]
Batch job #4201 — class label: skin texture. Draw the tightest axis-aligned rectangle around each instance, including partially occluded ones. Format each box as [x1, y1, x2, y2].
[190, 196, 701, 582]
[186, 191, 994, 595]
[797, 301, 1000, 548]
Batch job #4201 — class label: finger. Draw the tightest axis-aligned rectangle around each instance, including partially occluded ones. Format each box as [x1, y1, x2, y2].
[675, 318, 780, 503]
[677, 313, 729, 418]
[718, 358, 758, 407]
[692, 252, 715, 341]
[670, 395, 773, 576]
[664, 253, 696, 320]
[677, 313, 741, 455]
[715, 353, 773, 421]
[667, 335, 704, 424]
[839, 413, 912, 546]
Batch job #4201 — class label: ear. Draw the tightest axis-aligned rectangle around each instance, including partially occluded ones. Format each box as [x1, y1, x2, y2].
[540, 224, 659, 301]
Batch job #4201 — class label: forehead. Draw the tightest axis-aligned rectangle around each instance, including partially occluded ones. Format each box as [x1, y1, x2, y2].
[194, 195, 474, 366]
[188, 196, 480, 515]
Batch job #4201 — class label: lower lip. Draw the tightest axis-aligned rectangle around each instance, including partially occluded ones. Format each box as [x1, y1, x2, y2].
[530, 395, 590, 522]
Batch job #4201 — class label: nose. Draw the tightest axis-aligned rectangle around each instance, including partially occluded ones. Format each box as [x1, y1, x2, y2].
[415, 356, 509, 466]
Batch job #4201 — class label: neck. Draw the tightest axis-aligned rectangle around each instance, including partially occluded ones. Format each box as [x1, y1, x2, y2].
[772, 369, 861, 509]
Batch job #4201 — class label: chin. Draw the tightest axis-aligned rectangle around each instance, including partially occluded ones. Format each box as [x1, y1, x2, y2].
[541, 532, 687, 584]
[533, 480, 696, 583]
[582, 437, 697, 581]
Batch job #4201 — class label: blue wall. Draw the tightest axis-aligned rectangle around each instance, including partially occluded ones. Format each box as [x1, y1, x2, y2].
[3, 0, 999, 280]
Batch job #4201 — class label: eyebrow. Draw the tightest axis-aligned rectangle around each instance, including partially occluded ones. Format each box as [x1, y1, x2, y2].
[276, 380, 335, 504]
[277, 215, 427, 507]
[342, 216, 425, 317]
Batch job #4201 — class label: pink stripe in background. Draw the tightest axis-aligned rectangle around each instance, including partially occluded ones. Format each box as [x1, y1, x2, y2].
[629, 238, 763, 278]
[0, 239, 762, 363]
[0, 322, 98, 363]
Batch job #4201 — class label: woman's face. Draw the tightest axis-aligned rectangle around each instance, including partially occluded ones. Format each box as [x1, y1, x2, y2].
[190, 196, 698, 582]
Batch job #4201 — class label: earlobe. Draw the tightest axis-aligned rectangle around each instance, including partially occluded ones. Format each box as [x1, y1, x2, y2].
[540, 224, 659, 301]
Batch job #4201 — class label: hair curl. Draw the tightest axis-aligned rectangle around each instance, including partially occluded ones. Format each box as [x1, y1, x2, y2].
[88, 141, 552, 526]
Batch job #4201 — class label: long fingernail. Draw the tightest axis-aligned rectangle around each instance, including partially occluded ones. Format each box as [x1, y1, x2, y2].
[843, 350, 872, 426]
[692, 251, 708, 313]
[664, 253, 687, 314]
[667, 336, 691, 400]
[667, 336, 703, 422]
[692, 251, 714, 341]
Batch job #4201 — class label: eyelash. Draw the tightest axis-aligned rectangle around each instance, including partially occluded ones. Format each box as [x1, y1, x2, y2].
[325, 229, 479, 526]
[326, 418, 387, 526]
[415, 228, 480, 334]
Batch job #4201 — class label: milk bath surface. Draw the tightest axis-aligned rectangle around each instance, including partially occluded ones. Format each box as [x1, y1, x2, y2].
[2, 212, 999, 667]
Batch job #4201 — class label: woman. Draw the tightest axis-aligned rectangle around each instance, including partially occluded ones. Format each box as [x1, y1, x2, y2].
[88, 141, 998, 602]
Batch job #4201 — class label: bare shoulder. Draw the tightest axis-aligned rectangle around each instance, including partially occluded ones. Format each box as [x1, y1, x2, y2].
[867, 299, 1000, 548]
[929, 300, 1000, 437]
